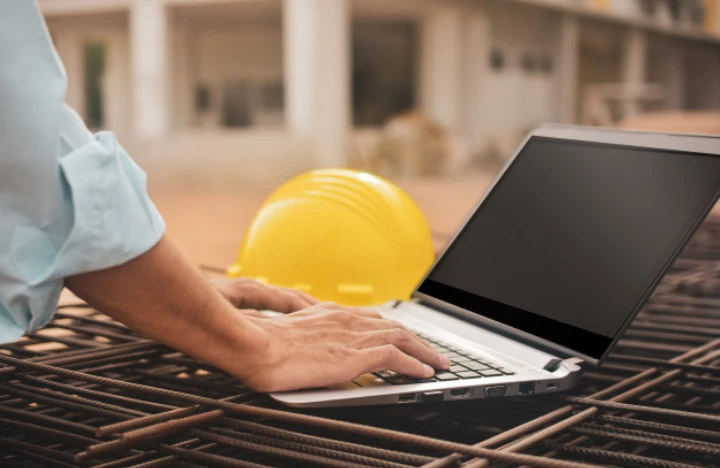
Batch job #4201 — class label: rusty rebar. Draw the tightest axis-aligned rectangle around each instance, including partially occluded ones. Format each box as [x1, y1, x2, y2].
[4, 218, 720, 467]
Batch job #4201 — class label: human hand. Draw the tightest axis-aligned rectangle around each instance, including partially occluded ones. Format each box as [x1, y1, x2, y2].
[212, 277, 318, 313]
[235, 302, 452, 392]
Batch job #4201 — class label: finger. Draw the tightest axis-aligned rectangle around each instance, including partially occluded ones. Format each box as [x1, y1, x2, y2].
[239, 286, 312, 314]
[289, 303, 382, 320]
[313, 302, 383, 319]
[354, 328, 449, 370]
[270, 288, 316, 312]
[278, 287, 319, 306]
[238, 309, 270, 319]
[344, 316, 435, 350]
[344, 307, 384, 319]
[357, 345, 435, 379]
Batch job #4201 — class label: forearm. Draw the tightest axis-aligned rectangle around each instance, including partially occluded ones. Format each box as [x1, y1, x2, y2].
[65, 236, 268, 378]
[65, 237, 447, 392]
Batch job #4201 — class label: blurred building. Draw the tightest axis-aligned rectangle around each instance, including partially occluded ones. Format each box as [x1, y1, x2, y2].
[41, 0, 720, 185]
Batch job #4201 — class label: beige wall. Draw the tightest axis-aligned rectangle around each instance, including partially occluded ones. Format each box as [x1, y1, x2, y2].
[197, 26, 283, 83]
[479, 4, 560, 143]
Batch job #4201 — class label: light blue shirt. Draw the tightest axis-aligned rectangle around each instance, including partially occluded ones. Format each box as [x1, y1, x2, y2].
[0, 3, 165, 343]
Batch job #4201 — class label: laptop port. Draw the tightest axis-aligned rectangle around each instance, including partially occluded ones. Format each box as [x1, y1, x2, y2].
[422, 390, 443, 402]
[449, 388, 471, 399]
[518, 381, 535, 396]
[398, 393, 417, 403]
[546, 382, 559, 390]
[485, 385, 506, 397]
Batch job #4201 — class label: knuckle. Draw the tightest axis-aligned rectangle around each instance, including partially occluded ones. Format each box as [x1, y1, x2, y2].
[380, 318, 404, 330]
[378, 344, 399, 361]
[389, 319, 406, 329]
[330, 310, 354, 322]
[386, 328, 407, 343]
[282, 290, 301, 301]
[327, 342, 348, 355]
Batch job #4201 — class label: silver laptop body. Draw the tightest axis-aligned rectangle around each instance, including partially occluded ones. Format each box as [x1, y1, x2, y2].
[271, 125, 720, 408]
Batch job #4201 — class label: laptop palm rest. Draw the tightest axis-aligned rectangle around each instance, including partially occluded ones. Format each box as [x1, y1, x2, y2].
[382, 301, 560, 372]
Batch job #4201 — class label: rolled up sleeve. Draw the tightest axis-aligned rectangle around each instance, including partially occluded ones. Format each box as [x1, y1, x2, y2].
[0, 3, 165, 343]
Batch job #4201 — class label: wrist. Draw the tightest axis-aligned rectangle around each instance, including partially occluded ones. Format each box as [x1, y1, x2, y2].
[219, 312, 272, 380]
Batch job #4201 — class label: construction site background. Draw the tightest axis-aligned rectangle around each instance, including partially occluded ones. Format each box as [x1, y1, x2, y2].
[40, 0, 720, 265]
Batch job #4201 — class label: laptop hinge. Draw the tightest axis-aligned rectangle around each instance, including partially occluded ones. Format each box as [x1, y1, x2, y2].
[543, 358, 563, 372]
[413, 297, 593, 365]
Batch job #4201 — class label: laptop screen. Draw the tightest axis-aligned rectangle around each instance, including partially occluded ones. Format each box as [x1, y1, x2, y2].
[418, 136, 720, 360]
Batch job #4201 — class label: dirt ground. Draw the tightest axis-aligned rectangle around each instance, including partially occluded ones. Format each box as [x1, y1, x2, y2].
[150, 172, 720, 274]
[150, 176, 494, 270]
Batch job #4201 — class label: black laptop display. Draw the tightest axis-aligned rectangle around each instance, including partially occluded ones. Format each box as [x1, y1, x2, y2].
[420, 136, 720, 359]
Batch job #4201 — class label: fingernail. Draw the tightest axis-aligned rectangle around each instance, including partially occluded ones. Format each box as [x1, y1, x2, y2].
[423, 364, 435, 377]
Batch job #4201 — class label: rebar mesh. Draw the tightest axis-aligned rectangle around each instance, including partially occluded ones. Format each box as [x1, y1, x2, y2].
[1, 217, 719, 467]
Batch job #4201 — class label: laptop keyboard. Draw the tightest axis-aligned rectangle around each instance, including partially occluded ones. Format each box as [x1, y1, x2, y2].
[367, 333, 515, 386]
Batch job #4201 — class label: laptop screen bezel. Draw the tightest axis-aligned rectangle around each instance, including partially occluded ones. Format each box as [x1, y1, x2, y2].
[412, 125, 720, 366]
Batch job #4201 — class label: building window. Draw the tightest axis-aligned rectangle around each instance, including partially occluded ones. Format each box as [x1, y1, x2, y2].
[84, 43, 106, 130]
[490, 48, 505, 71]
[352, 21, 417, 126]
[195, 83, 212, 113]
[261, 82, 284, 111]
[191, 23, 285, 128]
[539, 55, 554, 74]
[521, 51, 536, 73]
[216, 80, 285, 128]
[221, 81, 252, 128]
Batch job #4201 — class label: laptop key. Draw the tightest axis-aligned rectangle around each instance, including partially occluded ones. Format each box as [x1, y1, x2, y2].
[375, 370, 396, 379]
[448, 365, 467, 373]
[444, 352, 463, 359]
[479, 369, 504, 377]
[496, 367, 516, 375]
[453, 356, 474, 364]
[416, 378, 438, 383]
[464, 362, 491, 371]
[386, 375, 415, 385]
[456, 371, 482, 379]
[436, 373, 459, 381]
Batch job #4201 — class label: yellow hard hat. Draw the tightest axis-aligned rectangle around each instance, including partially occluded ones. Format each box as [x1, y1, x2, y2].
[227, 168, 435, 306]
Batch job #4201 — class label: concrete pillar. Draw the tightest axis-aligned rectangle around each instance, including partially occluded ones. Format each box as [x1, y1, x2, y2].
[420, 6, 464, 133]
[620, 29, 647, 118]
[130, 0, 169, 138]
[462, 11, 491, 150]
[171, 20, 194, 129]
[556, 14, 579, 124]
[55, 30, 85, 118]
[283, 0, 350, 167]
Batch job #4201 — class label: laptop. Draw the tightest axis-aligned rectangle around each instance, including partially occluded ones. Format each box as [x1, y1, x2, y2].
[271, 124, 720, 408]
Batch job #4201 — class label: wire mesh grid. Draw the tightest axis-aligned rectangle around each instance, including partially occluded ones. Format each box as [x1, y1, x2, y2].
[1, 218, 719, 467]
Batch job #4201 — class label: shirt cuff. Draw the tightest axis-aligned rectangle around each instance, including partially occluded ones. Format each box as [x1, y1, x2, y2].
[50, 131, 166, 280]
